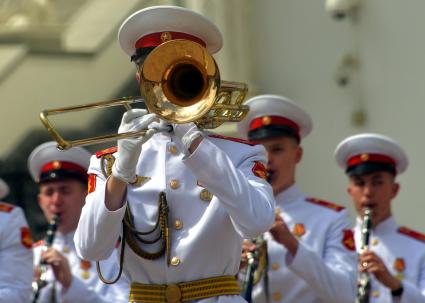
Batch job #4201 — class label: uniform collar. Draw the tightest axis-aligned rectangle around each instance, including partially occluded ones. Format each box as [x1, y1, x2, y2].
[275, 183, 304, 207]
[355, 215, 397, 235]
[55, 229, 76, 247]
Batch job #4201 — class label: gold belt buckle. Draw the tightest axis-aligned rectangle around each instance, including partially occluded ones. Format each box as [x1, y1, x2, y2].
[165, 284, 182, 303]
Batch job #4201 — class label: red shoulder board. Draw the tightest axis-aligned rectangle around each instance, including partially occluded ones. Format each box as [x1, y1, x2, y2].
[0, 202, 14, 213]
[305, 197, 345, 212]
[33, 239, 45, 248]
[398, 226, 425, 243]
[208, 134, 257, 146]
[95, 146, 117, 158]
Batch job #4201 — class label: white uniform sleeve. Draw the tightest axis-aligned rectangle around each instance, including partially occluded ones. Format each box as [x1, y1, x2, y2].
[399, 264, 425, 303]
[0, 207, 33, 303]
[285, 210, 357, 303]
[183, 138, 275, 239]
[74, 155, 127, 261]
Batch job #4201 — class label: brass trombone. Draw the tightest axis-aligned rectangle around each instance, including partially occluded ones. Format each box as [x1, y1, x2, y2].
[40, 39, 249, 150]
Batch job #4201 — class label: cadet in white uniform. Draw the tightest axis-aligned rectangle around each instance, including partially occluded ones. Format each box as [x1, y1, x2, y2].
[237, 95, 357, 303]
[74, 6, 275, 303]
[335, 133, 425, 303]
[0, 178, 33, 303]
[28, 142, 129, 303]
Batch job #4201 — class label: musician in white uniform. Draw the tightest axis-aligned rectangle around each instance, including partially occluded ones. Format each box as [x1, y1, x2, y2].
[237, 94, 357, 303]
[74, 6, 275, 303]
[335, 133, 425, 303]
[28, 142, 129, 303]
[0, 178, 33, 303]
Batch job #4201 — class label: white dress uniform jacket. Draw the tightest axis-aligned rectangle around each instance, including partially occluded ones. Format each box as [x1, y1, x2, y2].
[74, 132, 275, 303]
[33, 230, 129, 303]
[251, 184, 357, 303]
[0, 202, 33, 303]
[354, 216, 425, 303]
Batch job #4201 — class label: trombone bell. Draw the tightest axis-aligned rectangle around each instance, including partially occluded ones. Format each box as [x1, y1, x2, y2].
[140, 39, 220, 124]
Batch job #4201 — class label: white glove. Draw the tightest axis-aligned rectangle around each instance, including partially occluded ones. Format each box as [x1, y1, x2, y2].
[172, 122, 203, 154]
[112, 109, 157, 183]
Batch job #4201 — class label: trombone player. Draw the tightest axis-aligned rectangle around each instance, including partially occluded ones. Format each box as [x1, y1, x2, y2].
[237, 95, 357, 302]
[74, 5, 275, 303]
[335, 133, 425, 302]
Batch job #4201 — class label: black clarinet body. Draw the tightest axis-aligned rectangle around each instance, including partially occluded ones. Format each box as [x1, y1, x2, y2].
[356, 207, 372, 303]
[32, 213, 61, 303]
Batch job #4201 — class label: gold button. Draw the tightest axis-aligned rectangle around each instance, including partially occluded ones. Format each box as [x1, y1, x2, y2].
[271, 263, 280, 270]
[170, 179, 180, 189]
[371, 238, 379, 245]
[275, 207, 281, 215]
[170, 256, 181, 266]
[199, 189, 213, 202]
[272, 292, 282, 301]
[169, 145, 178, 155]
[372, 290, 380, 297]
[81, 271, 90, 280]
[174, 219, 183, 230]
[395, 273, 404, 280]
[63, 246, 70, 254]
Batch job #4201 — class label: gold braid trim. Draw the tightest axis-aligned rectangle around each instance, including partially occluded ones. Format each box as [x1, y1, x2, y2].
[96, 154, 172, 287]
[123, 192, 170, 262]
[129, 275, 241, 303]
[100, 154, 114, 178]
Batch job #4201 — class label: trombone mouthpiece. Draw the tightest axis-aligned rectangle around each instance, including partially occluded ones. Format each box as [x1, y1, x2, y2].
[149, 122, 173, 133]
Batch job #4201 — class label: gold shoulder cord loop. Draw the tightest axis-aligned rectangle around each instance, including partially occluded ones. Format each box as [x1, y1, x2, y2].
[100, 154, 115, 178]
[96, 232, 126, 284]
[96, 156, 172, 285]
[123, 192, 171, 265]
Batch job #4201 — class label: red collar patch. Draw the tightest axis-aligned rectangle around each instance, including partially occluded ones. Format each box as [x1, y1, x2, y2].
[252, 161, 268, 180]
[342, 229, 356, 251]
[21, 227, 33, 249]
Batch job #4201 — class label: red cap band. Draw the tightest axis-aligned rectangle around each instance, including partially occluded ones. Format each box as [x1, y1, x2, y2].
[250, 115, 300, 135]
[135, 31, 206, 49]
[347, 153, 396, 168]
[41, 161, 87, 176]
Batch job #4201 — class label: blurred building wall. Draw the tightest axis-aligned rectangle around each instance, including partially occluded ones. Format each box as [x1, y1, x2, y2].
[248, 0, 425, 230]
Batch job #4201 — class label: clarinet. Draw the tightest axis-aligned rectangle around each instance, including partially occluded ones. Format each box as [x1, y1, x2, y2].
[241, 235, 265, 302]
[356, 207, 373, 303]
[32, 213, 61, 303]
